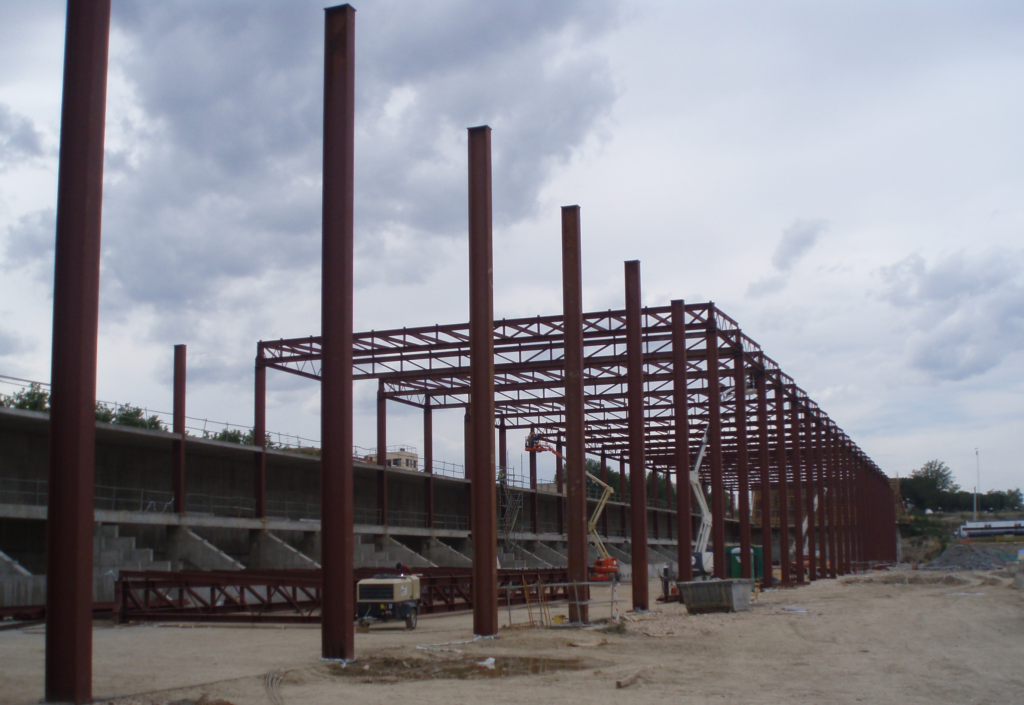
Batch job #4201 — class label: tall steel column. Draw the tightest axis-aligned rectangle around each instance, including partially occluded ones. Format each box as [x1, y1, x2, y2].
[498, 416, 507, 471]
[376, 378, 388, 525]
[320, 3, 356, 662]
[561, 205, 588, 623]
[624, 260, 649, 609]
[803, 407, 817, 580]
[556, 438, 564, 534]
[467, 125, 497, 636]
[173, 345, 187, 514]
[423, 401, 433, 528]
[46, 1, 111, 700]
[253, 362, 266, 518]
[529, 448, 538, 533]
[775, 386, 791, 585]
[755, 368, 773, 587]
[788, 396, 805, 583]
[600, 451, 610, 539]
[734, 347, 751, 579]
[706, 307, 726, 580]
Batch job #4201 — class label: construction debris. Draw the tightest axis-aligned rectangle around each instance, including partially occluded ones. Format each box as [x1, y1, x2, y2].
[920, 544, 1010, 571]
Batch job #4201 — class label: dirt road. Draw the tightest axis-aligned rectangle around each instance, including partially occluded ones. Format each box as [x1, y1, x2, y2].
[2, 571, 1021, 705]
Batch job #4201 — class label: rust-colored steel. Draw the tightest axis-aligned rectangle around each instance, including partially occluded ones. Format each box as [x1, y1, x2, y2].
[825, 424, 838, 578]
[600, 451, 610, 538]
[173, 345, 187, 514]
[253, 362, 267, 518]
[624, 260, 649, 609]
[556, 438, 564, 534]
[423, 401, 434, 528]
[706, 307, 726, 579]
[499, 416, 507, 469]
[734, 347, 751, 579]
[46, 1, 111, 700]
[672, 300, 692, 581]
[320, 3, 356, 662]
[561, 205, 588, 623]
[775, 385, 791, 585]
[467, 125, 497, 636]
[755, 368, 773, 587]
[803, 407, 817, 580]
[529, 448, 538, 533]
[814, 417, 827, 579]
[376, 378, 388, 525]
[790, 397, 805, 583]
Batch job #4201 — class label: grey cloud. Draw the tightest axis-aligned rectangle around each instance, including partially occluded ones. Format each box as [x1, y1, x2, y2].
[0, 327, 28, 357]
[0, 104, 44, 170]
[772, 219, 826, 272]
[97, 0, 620, 333]
[878, 249, 1024, 380]
[746, 218, 826, 298]
[3, 209, 54, 280]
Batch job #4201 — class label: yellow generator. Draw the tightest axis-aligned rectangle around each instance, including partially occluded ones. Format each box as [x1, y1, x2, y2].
[356, 573, 422, 629]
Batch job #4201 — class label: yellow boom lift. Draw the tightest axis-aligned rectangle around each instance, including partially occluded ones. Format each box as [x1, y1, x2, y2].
[524, 430, 619, 581]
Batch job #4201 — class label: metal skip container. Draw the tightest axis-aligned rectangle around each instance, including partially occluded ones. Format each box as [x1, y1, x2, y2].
[676, 579, 755, 614]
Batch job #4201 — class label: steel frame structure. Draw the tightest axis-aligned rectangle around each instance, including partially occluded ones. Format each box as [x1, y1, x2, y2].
[256, 297, 897, 587]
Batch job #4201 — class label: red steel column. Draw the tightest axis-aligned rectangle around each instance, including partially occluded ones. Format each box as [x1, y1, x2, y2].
[172, 345, 187, 514]
[46, 1, 111, 699]
[498, 416, 507, 471]
[253, 362, 266, 518]
[423, 401, 433, 528]
[803, 407, 817, 580]
[600, 451, 610, 539]
[562, 205, 588, 623]
[789, 395, 805, 583]
[529, 448, 538, 533]
[775, 385, 791, 585]
[376, 379, 388, 525]
[823, 423, 836, 577]
[320, 3, 356, 662]
[625, 260, 649, 609]
[651, 468, 660, 539]
[734, 347, 751, 579]
[815, 418, 827, 579]
[755, 368, 773, 587]
[468, 125, 497, 636]
[556, 438, 564, 534]
[706, 307, 727, 579]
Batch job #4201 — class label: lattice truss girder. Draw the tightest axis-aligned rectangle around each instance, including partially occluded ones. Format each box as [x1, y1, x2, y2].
[258, 302, 883, 489]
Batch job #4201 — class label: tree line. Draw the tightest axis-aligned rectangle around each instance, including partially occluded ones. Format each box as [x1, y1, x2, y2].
[899, 459, 1022, 513]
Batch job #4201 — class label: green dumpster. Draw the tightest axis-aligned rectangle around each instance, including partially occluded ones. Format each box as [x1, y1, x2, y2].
[728, 545, 763, 580]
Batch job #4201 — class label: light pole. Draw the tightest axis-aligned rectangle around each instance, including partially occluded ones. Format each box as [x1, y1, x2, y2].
[974, 448, 980, 521]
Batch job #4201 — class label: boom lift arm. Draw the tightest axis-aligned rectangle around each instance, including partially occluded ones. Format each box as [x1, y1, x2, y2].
[525, 432, 618, 580]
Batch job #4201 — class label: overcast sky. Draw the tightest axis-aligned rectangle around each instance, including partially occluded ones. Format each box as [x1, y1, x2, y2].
[1, 1, 1022, 493]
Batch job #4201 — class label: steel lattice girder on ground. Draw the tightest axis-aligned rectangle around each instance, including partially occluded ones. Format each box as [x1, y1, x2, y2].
[114, 568, 572, 624]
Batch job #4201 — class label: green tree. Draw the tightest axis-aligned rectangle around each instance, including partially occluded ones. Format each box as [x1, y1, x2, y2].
[1, 383, 51, 411]
[902, 459, 959, 512]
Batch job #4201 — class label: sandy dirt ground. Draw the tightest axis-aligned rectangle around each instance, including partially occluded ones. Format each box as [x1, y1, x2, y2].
[2, 571, 1022, 705]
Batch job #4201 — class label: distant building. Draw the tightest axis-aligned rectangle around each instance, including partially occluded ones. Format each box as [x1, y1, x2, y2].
[363, 445, 420, 471]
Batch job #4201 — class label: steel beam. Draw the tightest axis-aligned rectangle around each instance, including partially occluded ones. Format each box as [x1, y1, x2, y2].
[467, 125, 497, 636]
[46, 1, 111, 700]
[253, 361, 267, 518]
[173, 345, 187, 514]
[424, 401, 433, 528]
[377, 378, 388, 525]
[320, 3, 356, 662]
[755, 368, 773, 587]
[734, 348, 751, 579]
[562, 205, 588, 623]
[707, 307, 726, 579]
[775, 385, 791, 585]
[625, 261, 649, 609]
